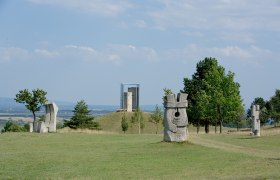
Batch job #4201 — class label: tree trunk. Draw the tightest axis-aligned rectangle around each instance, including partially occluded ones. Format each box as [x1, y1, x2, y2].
[156, 123, 158, 134]
[32, 111, 36, 122]
[205, 120, 209, 134]
[197, 121, 200, 134]
[219, 120, 223, 133]
[215, 122, 217, 134]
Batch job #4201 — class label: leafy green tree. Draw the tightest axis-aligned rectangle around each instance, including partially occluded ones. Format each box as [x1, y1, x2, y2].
[121, 112, 129, 133]
[252, 97, 269, 126]
[15, 89, 47, 123]
[131, 108, 145, 134]
[269, 89, 280, 126]
[150, 105, 163, 134]
[183, 57, 244, 134]
[64, 100, 100, 129]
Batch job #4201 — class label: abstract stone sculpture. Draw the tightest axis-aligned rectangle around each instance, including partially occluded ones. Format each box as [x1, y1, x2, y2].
[31, 102, 58, 133]
[163, 93, 188, 142]
[251, 104, 260, 136]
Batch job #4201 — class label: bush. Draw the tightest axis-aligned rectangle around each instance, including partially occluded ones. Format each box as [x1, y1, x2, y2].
[2, 121, 26, 133]
[56, 121, 64, 129]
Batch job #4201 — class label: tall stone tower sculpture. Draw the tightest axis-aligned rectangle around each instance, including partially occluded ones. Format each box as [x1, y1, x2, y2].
[163, 93, 188, 142]
[251, 104, 260, 136]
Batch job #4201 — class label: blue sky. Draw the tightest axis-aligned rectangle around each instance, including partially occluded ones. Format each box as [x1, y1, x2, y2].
[0, 0, 279, 107]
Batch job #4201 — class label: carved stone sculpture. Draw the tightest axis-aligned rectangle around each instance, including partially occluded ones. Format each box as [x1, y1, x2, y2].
[251, 104, 260, 137]
[163, 93, 188, 142]
[31, 102, 58, 133]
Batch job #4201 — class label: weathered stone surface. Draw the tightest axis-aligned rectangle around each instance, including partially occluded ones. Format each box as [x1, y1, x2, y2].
[163, 93, 188, 142]
[29, 122, 33, 132]
[32, 102, 58, 133]
[251, 104, 260, 136]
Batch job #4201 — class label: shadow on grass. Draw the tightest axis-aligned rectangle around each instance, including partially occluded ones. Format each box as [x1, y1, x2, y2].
[152, 140, 195, 146]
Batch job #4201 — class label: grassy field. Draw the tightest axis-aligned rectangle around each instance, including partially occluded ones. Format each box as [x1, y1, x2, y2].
[0, 131, 280, 179]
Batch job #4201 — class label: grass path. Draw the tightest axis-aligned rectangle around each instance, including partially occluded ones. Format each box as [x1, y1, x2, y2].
[189, 134, 280, 159]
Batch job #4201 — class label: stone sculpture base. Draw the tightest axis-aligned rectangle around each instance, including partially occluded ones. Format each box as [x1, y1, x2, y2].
[164, 127, 188, 142]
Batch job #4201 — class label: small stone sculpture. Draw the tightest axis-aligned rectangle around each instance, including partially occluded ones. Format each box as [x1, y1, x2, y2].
[251, 104, 260, 137]
[163, 93, 188, 142]
[31, 102, 58, 133]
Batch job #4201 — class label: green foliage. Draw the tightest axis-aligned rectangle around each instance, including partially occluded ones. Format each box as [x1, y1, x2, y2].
[2, 121, 27, 132]
[23, 123, 30, 131]
[131, 108, 145, 134]
[64, 100, 100, 129]
[15, 89, 47, 122]
[149, 105, 163, 134]
[183, 57, 244, 133]
[269, 89, 280, 126]
[56, 121, 64, 129]
[121, 113, 129, 133]
[252, 97, 270, 126]
[163, 88, 173, 102]
[38, 115, 46, 122]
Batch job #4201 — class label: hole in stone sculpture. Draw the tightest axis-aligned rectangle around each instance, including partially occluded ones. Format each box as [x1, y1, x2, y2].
[175, 111, 180, 117]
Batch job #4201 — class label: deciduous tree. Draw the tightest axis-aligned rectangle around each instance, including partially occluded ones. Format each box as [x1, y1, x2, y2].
[131, 108, 145, 134]
[150, 105, 163, 134]
[15, 89, 47, 123]
[183, 57, 244, 133]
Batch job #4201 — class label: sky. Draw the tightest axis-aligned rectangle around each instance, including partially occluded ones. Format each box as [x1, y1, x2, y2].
[0, 0, 279, 107]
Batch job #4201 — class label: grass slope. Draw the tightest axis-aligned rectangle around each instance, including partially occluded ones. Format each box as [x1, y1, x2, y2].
[95, 112, 163, 134]
[0, 132, 279, 179]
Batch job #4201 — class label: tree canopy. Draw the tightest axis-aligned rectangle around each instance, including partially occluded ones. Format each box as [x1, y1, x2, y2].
[269, 89, 280, 126]
[182, 57, 244, 133]
[15, 89, 47, 122]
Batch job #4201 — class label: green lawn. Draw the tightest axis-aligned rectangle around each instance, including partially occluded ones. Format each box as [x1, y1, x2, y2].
[0, 132, 279, 179]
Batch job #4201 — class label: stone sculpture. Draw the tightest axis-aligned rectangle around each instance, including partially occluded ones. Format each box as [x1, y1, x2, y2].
[251, 104, 260, 136]
[163, 93, 188, 142]
[31, 102, 58, 133]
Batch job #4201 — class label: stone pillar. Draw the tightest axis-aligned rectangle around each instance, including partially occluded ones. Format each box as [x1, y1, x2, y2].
[44, 102, 58, 132]
[251, 104, 260, 137]
[163, 93, 188, 142]
[127, 92, 132, 112]
[29, 122, 33, 132]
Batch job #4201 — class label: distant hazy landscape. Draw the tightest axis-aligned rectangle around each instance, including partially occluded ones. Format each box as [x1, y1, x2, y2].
[0, 97, 157, 130]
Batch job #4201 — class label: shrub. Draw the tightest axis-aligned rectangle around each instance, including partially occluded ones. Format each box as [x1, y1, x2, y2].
[2, 121, 26, 132]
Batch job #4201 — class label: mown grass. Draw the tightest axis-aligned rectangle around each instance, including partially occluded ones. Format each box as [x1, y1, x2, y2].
[0, 132, 280, 179]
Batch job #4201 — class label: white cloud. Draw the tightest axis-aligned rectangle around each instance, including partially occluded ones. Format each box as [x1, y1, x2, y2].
[27, 0, 132, 16]
[161, 44, 276, 66]
[147, 0, 280, 31]
[35, 49, 59, 58]
[1, 44, 276, 67]
[0, 47, 29, 63]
